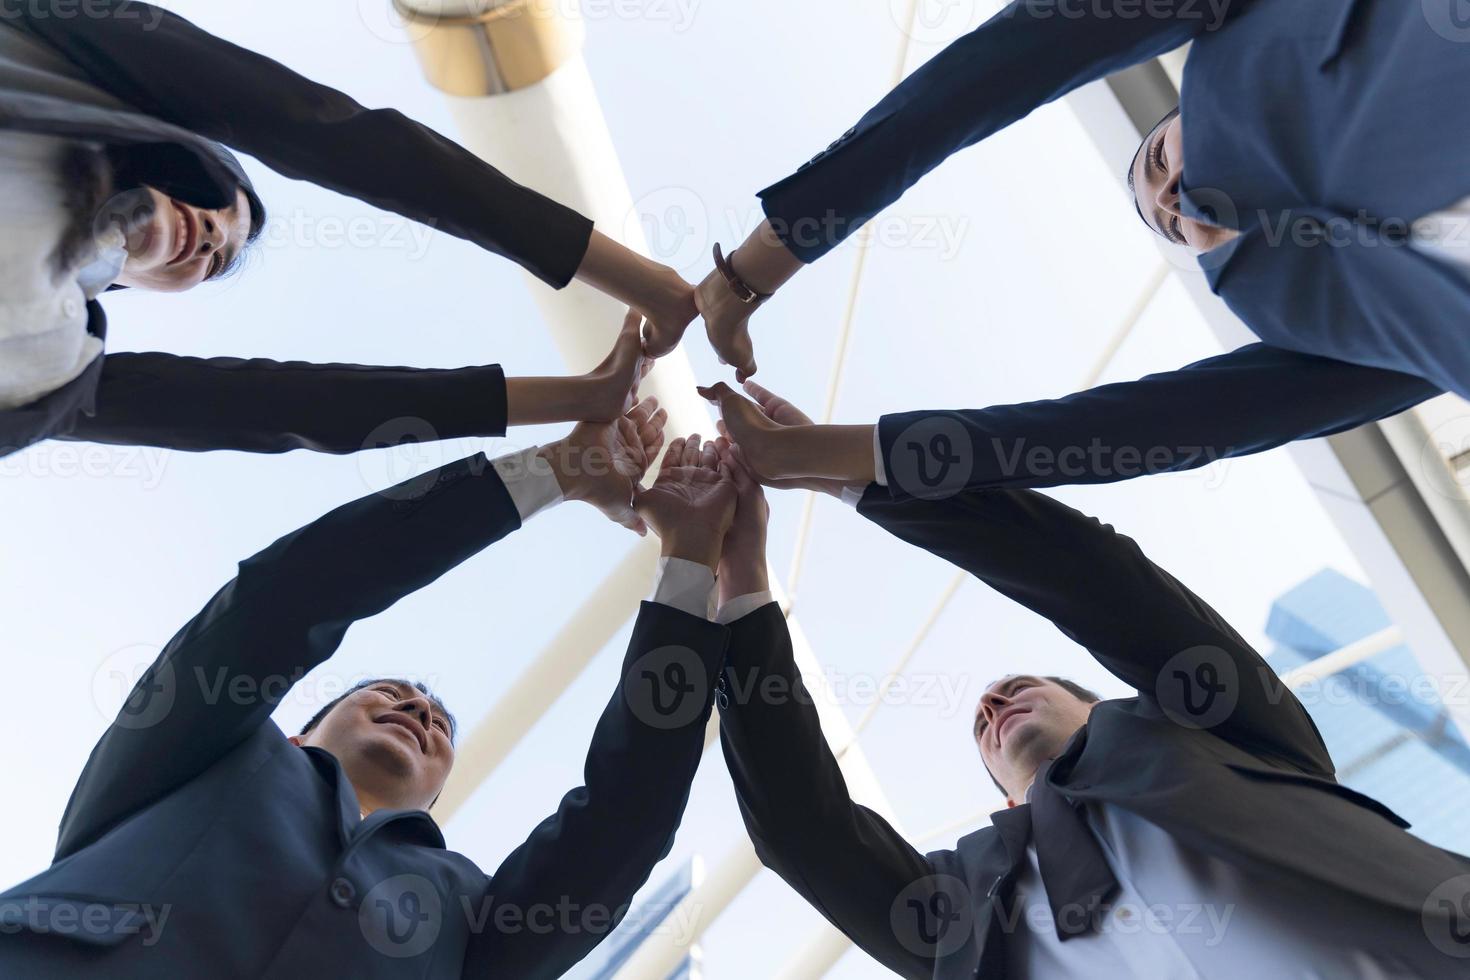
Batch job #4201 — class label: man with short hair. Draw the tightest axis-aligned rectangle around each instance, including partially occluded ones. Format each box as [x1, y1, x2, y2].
[0, 400, 746, 979]
[709, 391, 1470, 979]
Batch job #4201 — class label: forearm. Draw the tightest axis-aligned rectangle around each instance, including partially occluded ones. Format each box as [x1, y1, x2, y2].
[505, 375, 602, 427]
[69, 353, 508, 454]
[874, 345, 1439, 497]
[575, 230, 696, 323]
[758, 0, 1212, 262]
[719, 605, 935, 979]
[725, 219, 805, 295]
[469, 602, 727, 978]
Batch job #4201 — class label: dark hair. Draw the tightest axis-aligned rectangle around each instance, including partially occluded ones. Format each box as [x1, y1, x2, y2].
[978, 676, 1101, 797]
[1126, 105, 1182, 232]
[299, 678, 457, 744]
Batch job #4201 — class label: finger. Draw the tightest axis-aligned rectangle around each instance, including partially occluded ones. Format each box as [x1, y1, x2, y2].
[716, 419, 730, 440]
[643, 428, 666, 469]
[700, 439, 719, 471]
[696, 382, 736, 412]
[742, 379, 780, 413]
[682, 434, 702, 468]
[621, 308, 642, 338]
[618, 417, 646, 470]
[626, 396, 658, 427]
[662, 438, 686, 471]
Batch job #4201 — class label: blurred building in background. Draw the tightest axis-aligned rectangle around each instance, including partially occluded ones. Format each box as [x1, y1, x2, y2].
[1268, 569, 1470, 853]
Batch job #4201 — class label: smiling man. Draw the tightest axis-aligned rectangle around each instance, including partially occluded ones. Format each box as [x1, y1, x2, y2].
[0, 402, 749, 979]
[710, 392, 1470, 979]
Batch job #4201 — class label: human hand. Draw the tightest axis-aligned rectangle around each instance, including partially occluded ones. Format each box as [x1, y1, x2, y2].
[637, 267, 699, 359]
[714, 437, 770, 602]
[699, 380, 870, 497]
[633, 433, 738, 569]
[541, 397, 667, 534]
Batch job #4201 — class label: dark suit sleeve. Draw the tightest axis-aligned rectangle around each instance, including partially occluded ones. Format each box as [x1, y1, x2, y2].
[465, 602, 728, 980]
[877, 344, 1437, 496]
[15, 0, 592, 286]
[858, 488, 1335, 778]
[759, 0, 1230, 262]
[55, 452, 522, 860]
[716, 602, 937, 980]
[58, 352, 509, 454]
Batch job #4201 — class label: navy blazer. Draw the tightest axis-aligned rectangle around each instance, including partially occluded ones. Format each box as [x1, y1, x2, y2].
[718, 487, 1470, 978]
[0, 456, 729, 979]
[0, 1, 592, 457]
[759, 0, 1470, 450]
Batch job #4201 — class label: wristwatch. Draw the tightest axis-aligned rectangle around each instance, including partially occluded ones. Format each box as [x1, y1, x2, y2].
[712, 243, 772, 305]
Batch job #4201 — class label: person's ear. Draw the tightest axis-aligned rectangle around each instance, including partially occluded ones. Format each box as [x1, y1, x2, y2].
[288, 735, 304, 747]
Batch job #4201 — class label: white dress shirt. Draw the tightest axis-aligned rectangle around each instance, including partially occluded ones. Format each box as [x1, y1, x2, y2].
[491, 447, 719, 620]
[0, 131, 123, 411]
[1413, 196, 1470, 276]
[1006, 800, 1449, 978]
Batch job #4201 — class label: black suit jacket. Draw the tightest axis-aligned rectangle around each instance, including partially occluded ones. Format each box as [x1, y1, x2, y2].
[0, 2, 592, 457]
[718, 487, 1470, 978]
[0, 455, 729, 979]
[760, 0, 1470, 457]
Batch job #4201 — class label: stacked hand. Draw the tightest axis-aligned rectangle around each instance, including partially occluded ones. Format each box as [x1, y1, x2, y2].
[713, 438, 771, 604]
[633, 433, 738, 570]
[541, 397, 668, 534]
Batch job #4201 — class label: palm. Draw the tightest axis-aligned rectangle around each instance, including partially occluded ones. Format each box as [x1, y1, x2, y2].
[641, 468, 736, 529]
[557, 398, 667, 534]
[635, 435, 738, 542]
[586, 311, 653, 419]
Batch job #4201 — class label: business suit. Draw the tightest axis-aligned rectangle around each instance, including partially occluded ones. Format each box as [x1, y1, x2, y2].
[717, 485, 1470, 977]
[875, 343, 1440, 498]
[0, 1, 592, 457]
[0, 454, 729, 979]
[759, 0, 1470, 452]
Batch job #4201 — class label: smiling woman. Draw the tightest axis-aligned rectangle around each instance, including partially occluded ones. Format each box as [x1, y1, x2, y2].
[104, 185, 261, 292]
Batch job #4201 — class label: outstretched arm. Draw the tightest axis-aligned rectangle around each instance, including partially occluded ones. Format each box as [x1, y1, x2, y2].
[702, 345, 1438, 494]
[64, 311, 655, 454]
[468, 434, 737, 978]
[57, 450, 526, 859]
[688, 0, 1236, 375]
[709, 442, 939, 980]
[57, 400, 669, 859]
[858, 486, 1334, 778]
[10, 2, 695, 330]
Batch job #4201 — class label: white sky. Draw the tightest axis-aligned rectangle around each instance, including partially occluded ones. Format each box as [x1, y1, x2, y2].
[0, 2, 1374, 977]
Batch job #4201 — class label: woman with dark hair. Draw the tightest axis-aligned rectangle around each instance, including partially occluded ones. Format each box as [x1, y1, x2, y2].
[0, 2, 694, 457]
[666, 0, 1469, 496]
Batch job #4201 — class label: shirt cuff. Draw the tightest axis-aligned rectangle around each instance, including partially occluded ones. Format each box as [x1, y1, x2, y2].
[651, 557, 718, 621]
[491, 447, 563, 523]
[716, 591, 776, 625]
[872, 422, 888, 487]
